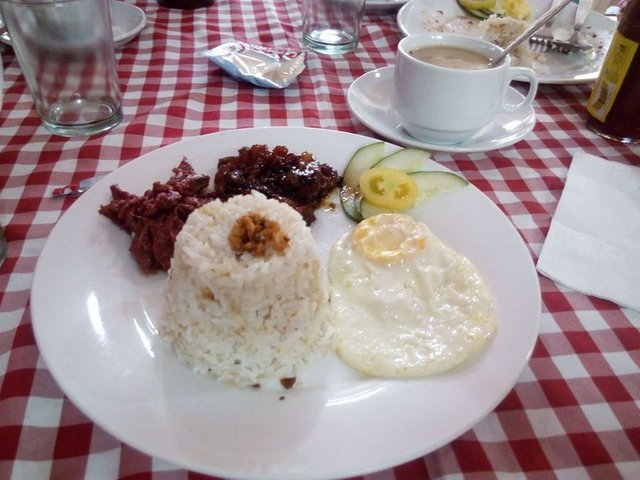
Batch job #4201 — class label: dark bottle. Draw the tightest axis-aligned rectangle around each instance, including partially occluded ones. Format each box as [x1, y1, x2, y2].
[157, 0, 214, 9]
[586, 0, 640, 143]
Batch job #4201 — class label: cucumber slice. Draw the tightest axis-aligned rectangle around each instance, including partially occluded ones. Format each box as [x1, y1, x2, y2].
[412, 171, 469, 202]
[372, 148, 431, 172]
[463, 7, 491, 19]
[409, 172, 469, 202]
[456, 0, 491, 19]
[340, 142, 385, 222]
[342, 142, 385, 188]
[458, 0, 495, 11]
[360, 198, 392, 219]
[360, 171, 469, 219]
[339, 144, 463, 222]
[340, 186, 363, 222]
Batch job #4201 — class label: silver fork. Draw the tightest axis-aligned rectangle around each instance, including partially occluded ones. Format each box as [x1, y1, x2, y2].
[529, 0, 595, 54]
[529, 15, 558, 53]
[536, 0, 562, 38]
[52, 175, 106, 197]
[529, 35, 594, 53]
[0, 24, 8, 44]
[567, 0, 594, 46]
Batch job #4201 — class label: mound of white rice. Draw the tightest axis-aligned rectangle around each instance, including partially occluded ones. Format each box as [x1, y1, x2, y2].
[162, 191, 331, 388]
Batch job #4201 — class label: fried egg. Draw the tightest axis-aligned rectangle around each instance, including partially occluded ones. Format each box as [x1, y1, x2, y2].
[328, 213, 496, 377]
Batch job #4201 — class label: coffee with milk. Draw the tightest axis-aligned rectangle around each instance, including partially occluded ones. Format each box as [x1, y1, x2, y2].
[409, 46, 494, 70]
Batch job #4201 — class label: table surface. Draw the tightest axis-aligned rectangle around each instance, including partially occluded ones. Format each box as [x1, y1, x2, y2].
[1, 1, 639, 479]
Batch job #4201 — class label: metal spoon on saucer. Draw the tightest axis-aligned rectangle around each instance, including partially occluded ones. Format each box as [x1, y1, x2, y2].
[488, 0, 573, 67]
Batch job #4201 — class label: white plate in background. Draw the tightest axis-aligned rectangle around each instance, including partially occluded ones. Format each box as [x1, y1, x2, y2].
[111, 0, 146, 48]
[397, 0, 616, 84]
[0, 0, 146, 49]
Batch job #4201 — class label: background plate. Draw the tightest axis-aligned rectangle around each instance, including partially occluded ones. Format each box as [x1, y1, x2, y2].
[111, 0, 146, 49]
[32, 127, 540, 480]
[397, 0, 615, 84]
[0, 0, 145, 49]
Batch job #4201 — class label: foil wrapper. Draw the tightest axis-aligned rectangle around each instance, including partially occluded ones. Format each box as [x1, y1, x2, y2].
[202, 42, 306, 89]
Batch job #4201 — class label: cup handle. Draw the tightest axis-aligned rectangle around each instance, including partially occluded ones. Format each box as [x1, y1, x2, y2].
[501, 67, 538, 113]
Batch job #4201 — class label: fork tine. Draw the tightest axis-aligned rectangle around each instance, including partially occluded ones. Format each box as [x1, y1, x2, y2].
[528, 35, 585, 54]
[528, 36, 552, 53]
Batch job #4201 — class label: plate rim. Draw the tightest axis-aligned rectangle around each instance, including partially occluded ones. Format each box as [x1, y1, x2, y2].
[31, 126, 541, 479]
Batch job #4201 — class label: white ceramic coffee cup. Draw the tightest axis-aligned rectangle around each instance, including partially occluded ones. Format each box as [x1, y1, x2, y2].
[392, 33, 538, 144]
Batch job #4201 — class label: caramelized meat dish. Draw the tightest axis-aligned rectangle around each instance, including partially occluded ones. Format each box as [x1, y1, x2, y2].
[99, 159, 213, 273]
[99, 145, 341, 273]
[214, 144, 341, 225]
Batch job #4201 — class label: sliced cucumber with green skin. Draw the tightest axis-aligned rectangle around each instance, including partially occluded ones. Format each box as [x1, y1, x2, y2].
[340, 142, 385, 222]
[360, 198, 392, 219]
[456, 0, 492, 19]
[342, 142, 385, 188]
[412, 171, 469, 202]
[462, 6, 491, 20]
[340, 186, 364, 222]
[372, 148, 431, 172]
[360, 171, 469, 219]
[339, 143, 463, 222]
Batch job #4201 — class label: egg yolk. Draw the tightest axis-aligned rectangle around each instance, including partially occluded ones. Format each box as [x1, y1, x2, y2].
[351, 214, 428, 263]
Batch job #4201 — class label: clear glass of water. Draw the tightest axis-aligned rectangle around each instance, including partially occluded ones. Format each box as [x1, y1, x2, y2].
[0, 0, 122, 136]
[302, 0, 366, 54]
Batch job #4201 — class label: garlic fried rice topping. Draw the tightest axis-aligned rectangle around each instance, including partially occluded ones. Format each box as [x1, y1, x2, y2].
[229, 212, 289, 257]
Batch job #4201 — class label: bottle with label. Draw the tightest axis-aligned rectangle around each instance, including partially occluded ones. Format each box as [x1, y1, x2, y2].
[157, 0, 214, 9]
[586, 0, 640, 143]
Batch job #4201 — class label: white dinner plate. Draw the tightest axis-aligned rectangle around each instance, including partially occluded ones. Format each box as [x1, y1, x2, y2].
[31, 127, 540, 480]
[0, 0, 146, 49]
[348, 66, 536, 153]
[397, 0, 616, 84]
[365, 0, 409, 12]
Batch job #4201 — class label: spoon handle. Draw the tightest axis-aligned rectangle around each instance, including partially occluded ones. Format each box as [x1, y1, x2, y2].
[490, 0, 573, 66]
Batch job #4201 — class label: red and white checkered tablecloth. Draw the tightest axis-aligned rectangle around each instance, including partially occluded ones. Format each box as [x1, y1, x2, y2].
[1, 1, 639, 479]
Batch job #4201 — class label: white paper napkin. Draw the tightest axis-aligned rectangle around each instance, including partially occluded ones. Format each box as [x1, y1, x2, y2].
[537, 152, 640, 311]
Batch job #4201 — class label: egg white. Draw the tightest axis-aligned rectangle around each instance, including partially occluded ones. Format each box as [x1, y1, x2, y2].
[328, 214, 496, 377]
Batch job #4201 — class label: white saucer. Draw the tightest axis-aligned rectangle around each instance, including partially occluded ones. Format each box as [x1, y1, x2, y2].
[0, 0, 146, 50]
[348, 66, 536, 153]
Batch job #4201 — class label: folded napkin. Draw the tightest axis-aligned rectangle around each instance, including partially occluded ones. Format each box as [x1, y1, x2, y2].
[537, 153, 640, 311]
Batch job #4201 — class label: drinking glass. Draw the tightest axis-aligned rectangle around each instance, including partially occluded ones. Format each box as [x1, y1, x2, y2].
[0, 0, 122, 136]
[302, 0, 365, 54]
